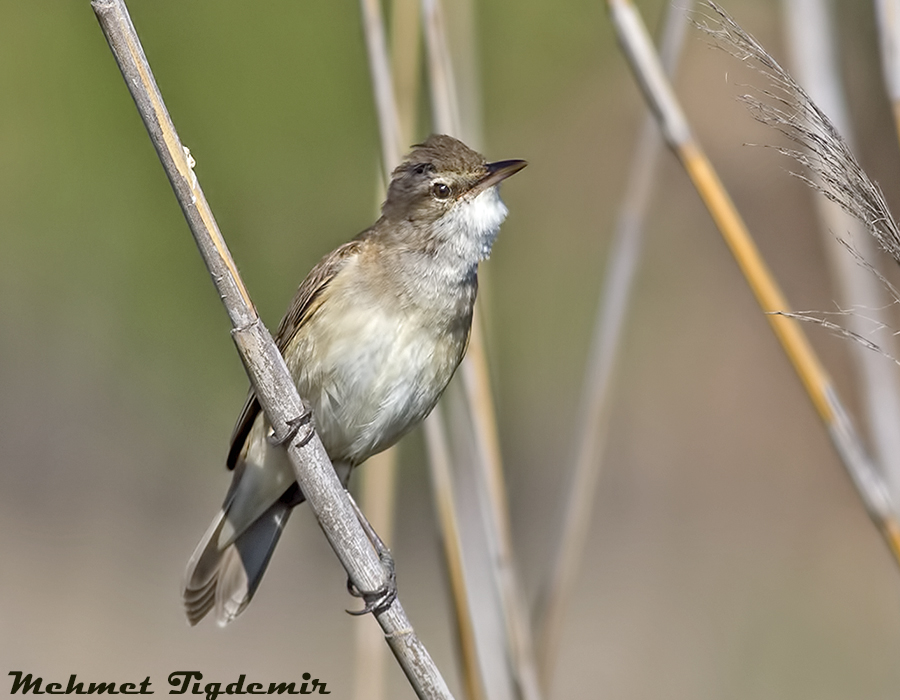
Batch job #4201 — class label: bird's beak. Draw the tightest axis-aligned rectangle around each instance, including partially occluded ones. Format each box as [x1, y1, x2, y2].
[468, 159, 528, 197]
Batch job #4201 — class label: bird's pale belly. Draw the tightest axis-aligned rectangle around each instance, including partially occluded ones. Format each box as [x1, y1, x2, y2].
[285, 302, 468, 465]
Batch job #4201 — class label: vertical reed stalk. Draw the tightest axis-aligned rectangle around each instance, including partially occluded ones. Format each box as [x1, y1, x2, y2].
[421, 1, 544, 698]
[390, 0, 422, 142]
[534, 1, 693, 687]
[361, 0, 488, 696]
[353, 1, 424, 697]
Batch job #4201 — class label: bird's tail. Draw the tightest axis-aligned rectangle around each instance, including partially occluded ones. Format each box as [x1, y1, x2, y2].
[183, 498, 292, 626]
[184, 455, 351, 626]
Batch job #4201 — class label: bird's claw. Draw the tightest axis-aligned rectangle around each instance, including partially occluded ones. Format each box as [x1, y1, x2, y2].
[346, 549, 397, 616]
[341, 489, 399, 615]
[268, 409, 314, 447]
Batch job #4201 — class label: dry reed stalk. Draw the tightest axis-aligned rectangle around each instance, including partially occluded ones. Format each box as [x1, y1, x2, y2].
[353, 450, 398, 700]
[424, 406, 488, 700]
[421, 1, 543, 698]
[361, 0, 492, 700]
[92, 1, 455, 697]
[360, 0, 404, 176]
[534, 1, 693, 688]
[361, 0, 488, 696]
[353, 1, 425, 697]
[365, 0, 490, 693]
[390, 0, 422, 142]
[354, 2, 403, 698]
[608, 0, 900, 562]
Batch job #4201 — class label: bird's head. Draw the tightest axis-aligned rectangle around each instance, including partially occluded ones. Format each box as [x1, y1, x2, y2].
[382, 134, 526, 261]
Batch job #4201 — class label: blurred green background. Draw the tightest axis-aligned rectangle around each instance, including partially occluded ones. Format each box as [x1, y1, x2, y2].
[3, 1, 900, 698]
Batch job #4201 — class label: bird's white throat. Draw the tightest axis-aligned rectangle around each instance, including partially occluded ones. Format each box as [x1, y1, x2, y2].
[440, 186, 509, 262]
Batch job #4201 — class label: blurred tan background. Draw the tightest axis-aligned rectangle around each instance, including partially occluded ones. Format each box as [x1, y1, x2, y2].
[3, 1, 900, 698]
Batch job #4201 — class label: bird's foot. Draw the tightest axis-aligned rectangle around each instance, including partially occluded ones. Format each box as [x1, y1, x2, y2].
[344, 489, 398, 616]
[346, 548, 397, 616]
[267, 408, 315, 448]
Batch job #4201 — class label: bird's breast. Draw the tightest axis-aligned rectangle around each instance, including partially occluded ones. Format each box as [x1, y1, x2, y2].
[283, 272, 472, 465]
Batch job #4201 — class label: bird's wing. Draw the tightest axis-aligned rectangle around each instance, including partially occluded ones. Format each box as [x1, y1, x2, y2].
[225, 237, 366, 470]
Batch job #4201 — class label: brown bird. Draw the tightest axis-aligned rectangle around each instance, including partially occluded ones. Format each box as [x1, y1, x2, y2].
[183, 134, 526, 625]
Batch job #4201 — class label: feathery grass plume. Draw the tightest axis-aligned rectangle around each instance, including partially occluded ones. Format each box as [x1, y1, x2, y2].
[698, 2, 900, 268]
[782, 0, 900, 514]
[772, 308, 900, 365]
[694, 1, 900, 555]
[699, 0, 900, 373]
[610, 0, 900, 562]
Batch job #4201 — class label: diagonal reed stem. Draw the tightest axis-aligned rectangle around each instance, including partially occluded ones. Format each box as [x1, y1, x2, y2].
[92, 2, 454, 697]
[534, 1, 693, 688]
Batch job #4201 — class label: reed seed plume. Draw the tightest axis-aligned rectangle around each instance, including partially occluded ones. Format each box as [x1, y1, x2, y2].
[695, 2, 900, 361]
[783, 238, 900, 366]
[696, 2, 900, 267]
[772, 309, 900, 363]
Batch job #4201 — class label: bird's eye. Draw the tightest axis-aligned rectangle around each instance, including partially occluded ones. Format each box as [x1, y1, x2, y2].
[431, 182, 452, 200]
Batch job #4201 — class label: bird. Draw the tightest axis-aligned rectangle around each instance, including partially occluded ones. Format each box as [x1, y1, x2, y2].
[183, 133, 526, 626]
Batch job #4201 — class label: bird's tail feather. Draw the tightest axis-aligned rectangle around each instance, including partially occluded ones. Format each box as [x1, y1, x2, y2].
[183, 500, 292, 626]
